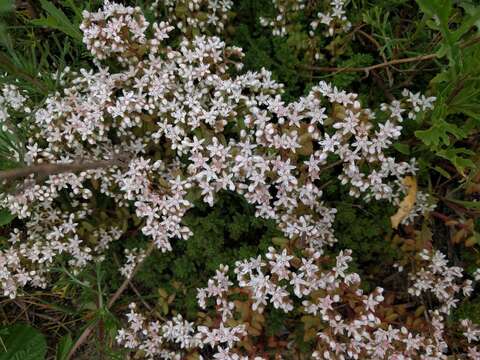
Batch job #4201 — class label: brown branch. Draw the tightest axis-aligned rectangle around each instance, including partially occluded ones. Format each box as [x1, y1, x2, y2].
[0, 154, 130, 183]
[302, 53, 438, 74]
[304, 35, 480, 75]
[431, 211, 470, 229]
[113, 252, 153, 311]
[356, 29, 393, 87]
[67, 243, 155, 360]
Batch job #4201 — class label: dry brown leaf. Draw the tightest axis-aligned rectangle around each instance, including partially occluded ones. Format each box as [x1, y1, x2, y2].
[466, 182, 480, 194]
[391, 176, 417, 229]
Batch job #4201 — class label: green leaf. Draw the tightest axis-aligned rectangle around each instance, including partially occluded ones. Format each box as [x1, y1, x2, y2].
[415, 119, 467, 148]
[393, 143, 410, 155]
[435, 43, 449, 59]
[430, 70, 452, 84]
[0, 0, 13, 13]
[0, 209, 14, 227]
[416, 0, 457, 62]
[30, 0, 82, 42]
[437, 148, 476, 175]
[0, 324, 46, 360]
[432, 165, 452, 179]
[56, 334, 72, 360]
[448, 80, 480, 120]
[459, 1, 480, 33]
[452, 7, 480, 41]
[445, 198, 480, 210]
[416, 0, 452, 26]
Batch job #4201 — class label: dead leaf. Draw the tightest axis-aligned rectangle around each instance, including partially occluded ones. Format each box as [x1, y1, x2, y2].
[466, 182, 480, 195]
[391, 176, 417, 229]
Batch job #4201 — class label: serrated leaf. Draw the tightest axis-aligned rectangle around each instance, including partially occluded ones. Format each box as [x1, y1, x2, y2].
[415, 119, 467, 148]
[416, 0, 452, 25]
[457, 2, 480, 37]
[437, 148, 476, 175]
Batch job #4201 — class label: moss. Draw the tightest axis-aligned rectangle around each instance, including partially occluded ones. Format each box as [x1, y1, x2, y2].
[128, 191, 280, 317]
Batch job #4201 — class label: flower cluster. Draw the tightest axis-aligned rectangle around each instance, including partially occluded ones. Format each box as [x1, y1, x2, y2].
[461, 319, 480, 359]
[80, 0, 150, 63]
[399, 190, 437, 225]
[401, 89, 437, 120]
[260, 0, 351, 42]
[259, 0, 306, 37]
[408, 249, 473, 314]
[0, 0, 435, 303]
[118, 266, 248, 359]
[119, 247, 474, 359]
[0, 84, 30, 162]
[310, 0, 351, 38]
[235, 247, 294, 312]
[0, 2, 465, 359]
[119, 247, 147, 279]
[116, 302, 200, 359]
[150, 0, 234, 35]
[0, 205, 122, 298]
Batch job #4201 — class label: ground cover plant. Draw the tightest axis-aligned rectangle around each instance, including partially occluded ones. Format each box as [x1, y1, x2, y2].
[0, 0, 479, 359]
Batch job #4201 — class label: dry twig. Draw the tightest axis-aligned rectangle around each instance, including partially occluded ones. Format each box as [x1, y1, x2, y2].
[67, 243, 155, 359]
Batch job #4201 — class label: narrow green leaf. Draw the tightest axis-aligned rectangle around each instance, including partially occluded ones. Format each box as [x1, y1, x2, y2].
[56, 334, 72, 360]
[445, 198, 480, 210]
[432, 165, 452, 179]
[30, 0, 82, 42]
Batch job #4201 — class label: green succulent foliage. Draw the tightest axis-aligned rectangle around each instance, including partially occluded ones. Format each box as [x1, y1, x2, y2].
[453, 299, 480, 325]
[330, 53, 375, 89]
[333, 201, 397, 291]
[265, 308, 289, 337]
[130, 191, 281, 317]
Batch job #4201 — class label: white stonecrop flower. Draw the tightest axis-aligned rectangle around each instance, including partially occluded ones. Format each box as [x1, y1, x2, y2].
[118, 247, 471, 359]
[3, 3, 468, 358]
[150, 0, 234, 35]
[310, 0, 351, 38]
[119, 247, 147, 279]
[259, 0, 306, 37]
[408, 249, 473, 314]
[0, 0, 435, 304]
[80, 1, 151, 63]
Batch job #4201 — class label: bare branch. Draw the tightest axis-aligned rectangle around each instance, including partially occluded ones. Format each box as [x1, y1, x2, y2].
[0, 154, 130, 183]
